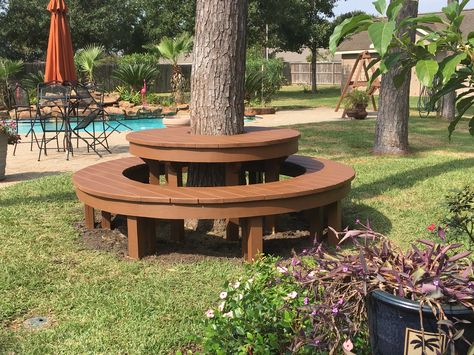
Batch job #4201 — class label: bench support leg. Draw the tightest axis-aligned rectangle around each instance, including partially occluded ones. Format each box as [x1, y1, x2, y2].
[226, 163, 241, 241]
[327, 201, 342, 246]
[170, 220, 185, 244]
[84, 205, 95, 229]
[308, 207, 325, 243]
[264, 159, 281, 234]
[101, 211, 112, 230]
[127, 216, 156, 259]
[242, 217, 263, 263]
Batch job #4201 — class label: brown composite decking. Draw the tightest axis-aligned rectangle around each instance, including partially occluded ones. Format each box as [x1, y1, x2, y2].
[73, 155, 355, 261]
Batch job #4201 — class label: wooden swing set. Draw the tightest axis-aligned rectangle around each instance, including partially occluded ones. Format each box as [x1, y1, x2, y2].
[335, 51, 381, 118]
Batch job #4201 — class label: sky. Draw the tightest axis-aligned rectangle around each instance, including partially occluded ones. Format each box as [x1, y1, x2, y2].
[334, 0, 474, 16]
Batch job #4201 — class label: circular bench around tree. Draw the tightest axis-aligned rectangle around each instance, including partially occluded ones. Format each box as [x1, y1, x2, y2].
[73, 155, 355, 262]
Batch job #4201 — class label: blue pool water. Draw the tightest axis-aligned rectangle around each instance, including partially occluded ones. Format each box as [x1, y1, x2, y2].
[17, 117, 165, 135]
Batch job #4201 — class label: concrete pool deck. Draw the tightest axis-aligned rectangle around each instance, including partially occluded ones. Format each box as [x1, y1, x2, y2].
[1, 107, 371, 188]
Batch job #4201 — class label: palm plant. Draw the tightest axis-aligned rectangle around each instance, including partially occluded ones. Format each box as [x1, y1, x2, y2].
[0, 58, 23, 109]
[148, 32, 192, 104]
[112, 63, 159, 92]
[75, 45, 105, 83]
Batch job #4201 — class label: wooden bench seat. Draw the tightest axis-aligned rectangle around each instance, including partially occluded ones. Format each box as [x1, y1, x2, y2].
[73, 155, 355, 261]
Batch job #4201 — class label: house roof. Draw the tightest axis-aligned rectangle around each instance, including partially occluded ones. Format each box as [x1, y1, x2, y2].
[336, 8, 474, 54]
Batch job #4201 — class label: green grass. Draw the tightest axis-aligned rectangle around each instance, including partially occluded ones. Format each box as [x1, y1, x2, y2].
[271, 85, 342, 110]
[0, 116, 473, 353]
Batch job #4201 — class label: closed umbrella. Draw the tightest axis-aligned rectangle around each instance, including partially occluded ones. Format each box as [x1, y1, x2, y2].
[44, 0, 77, 83]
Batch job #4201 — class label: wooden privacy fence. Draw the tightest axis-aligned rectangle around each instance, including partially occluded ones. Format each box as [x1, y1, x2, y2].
[23, 62, 192, 93]
[23, 61, 342, 92]
[285, 62, 342, 86]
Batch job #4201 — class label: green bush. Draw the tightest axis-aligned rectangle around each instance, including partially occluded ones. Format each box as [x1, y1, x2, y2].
[245, 53, 285, 106]
[442, 185, 474, 248]
[200, 257, 310, 354]
[117, 53, 159, 67]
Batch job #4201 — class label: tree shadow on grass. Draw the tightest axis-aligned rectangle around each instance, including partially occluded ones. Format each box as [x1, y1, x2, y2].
[352, 157, 474, 200]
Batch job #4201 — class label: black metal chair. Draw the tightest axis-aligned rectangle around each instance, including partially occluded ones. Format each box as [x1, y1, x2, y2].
[8, 83, 36, 155]
[36, 83, 71, 161]
[70, 109, 109, 158]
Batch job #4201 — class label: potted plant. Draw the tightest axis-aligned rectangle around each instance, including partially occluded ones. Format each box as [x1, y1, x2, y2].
[344, 90, 369, 119]
[0, 120, 20, 180]
[293, 223, 474, 354]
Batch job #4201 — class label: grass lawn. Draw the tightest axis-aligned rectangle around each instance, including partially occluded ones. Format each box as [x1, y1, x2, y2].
[272, 85, 434, 115]
[0, 116, 473, 353]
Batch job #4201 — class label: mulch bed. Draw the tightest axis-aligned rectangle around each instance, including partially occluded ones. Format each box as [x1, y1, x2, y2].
[76, 212, 317, 263]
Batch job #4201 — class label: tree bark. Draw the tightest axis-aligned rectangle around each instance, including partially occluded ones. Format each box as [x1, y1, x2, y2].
[374, 0, 418, 155]
[438, 91, 456, 121]
[190, 0, 248, 136]
[437, 0, 456, 122]
[311, 47, 317, 93]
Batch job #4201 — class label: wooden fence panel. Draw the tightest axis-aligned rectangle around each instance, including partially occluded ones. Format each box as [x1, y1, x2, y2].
[22, 62, 192, 93]
[286, 62, 342, 86]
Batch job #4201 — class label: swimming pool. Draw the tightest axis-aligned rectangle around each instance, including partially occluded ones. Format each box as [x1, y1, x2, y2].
[17, 117, 165, 135]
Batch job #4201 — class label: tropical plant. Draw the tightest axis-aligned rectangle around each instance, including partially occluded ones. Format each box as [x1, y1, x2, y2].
[0, 58, 23, 109]
[75, 45, 105, 83]
[245, 53, 285, 105]
[112, 63, 159, 92]
[329, 0, 474, 137]
[21, 70, 44, 90]
[202, 222, 474, 353]
[148, 32, 192, 104]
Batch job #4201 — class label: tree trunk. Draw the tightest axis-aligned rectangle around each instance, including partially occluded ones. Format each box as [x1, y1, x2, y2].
[190, 0, 248, 136]
[438, 91, 456, 121]
[311, 47, 317, 93]
[374, 0, 418, 155]
[437, 0, 456, 122]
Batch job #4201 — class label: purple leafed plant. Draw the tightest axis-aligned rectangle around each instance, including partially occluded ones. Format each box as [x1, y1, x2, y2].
[281, 221, 474, 353]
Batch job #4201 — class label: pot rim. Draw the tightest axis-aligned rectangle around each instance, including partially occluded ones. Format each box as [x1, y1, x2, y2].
[370, 290, 473, 316]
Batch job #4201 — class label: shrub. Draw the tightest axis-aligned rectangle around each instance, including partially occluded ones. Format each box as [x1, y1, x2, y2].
[441, 186, 474, 248]
[112, 63, 159, 92]
[75, 45, 105, 83]
[245, 53, 285, 106]
[117, 53, 159, 67]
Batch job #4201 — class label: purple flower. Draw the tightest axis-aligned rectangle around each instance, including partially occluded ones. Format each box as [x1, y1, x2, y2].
[433, 279, 440, 287]
[304, 297, 309, 305]
[342, 266, 349, 273]
[337, 298, 344, 305]
[355, 218, 361, 224]
[332, 307, 339, 314]
[311, 310, 318, 316]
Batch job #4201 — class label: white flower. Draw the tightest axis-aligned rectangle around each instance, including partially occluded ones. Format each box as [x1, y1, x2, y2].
[238, 294, 243, 300]
[232, 281, 241, 289]
[277, 266, 288, 273]
[287, 291, 298, 299]
[205, 309, 215, 318]
[219, 291, 228, 299]
[248, 278, 254, 284]
[218, 302, 225, 312]
[223, 311, 234, 318]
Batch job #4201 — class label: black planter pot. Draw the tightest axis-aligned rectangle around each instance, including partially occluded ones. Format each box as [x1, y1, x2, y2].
[346, 106, 368, 119]
[367, 290, 474, 355]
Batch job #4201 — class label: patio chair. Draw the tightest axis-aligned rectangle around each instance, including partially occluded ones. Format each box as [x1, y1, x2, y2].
[8, 84, 37, 155]
[36, 83, 71, 161]
[70, 109, 109, 158]
[72, 83, 131, 137]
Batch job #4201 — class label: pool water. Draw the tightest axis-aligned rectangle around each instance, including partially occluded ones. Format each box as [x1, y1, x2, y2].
[17, 117, 165, 135]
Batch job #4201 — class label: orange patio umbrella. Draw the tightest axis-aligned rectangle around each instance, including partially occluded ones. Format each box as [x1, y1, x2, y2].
[44, 0, 77, 83]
